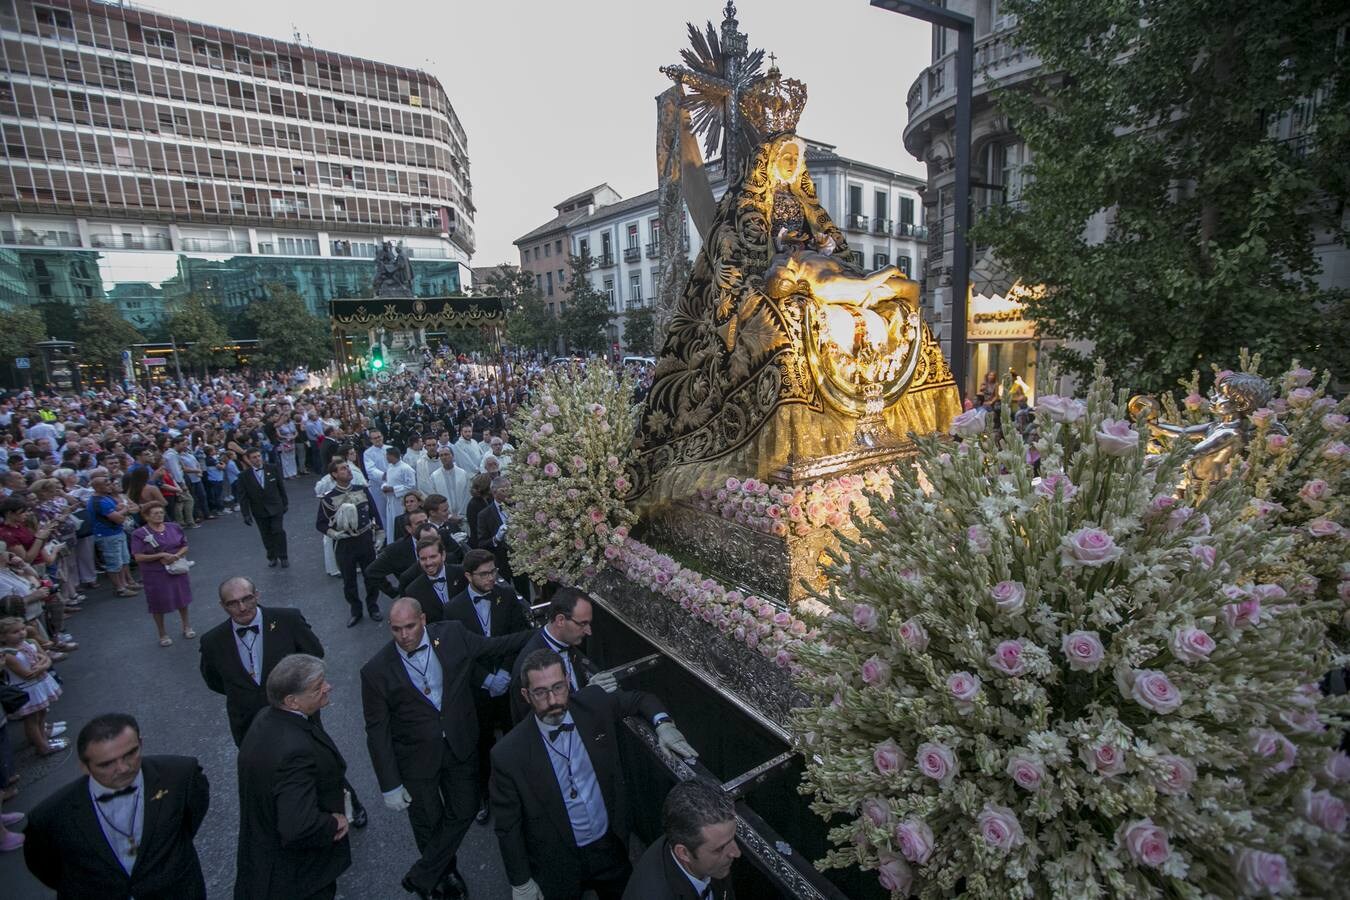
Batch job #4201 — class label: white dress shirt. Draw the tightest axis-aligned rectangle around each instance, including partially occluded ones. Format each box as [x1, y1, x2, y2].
[540, 626, 578, 690]
[399, 633, 443, 710]
[674, 852, 712, 898]
[233, 608, 263, 683]
[88, 770, 145, 875]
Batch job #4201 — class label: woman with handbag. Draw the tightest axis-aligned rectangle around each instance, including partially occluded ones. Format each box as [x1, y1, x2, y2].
[129, 504, 195, 647]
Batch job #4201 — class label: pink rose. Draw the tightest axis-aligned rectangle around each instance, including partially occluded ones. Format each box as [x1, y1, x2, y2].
[1035, 473, 1077, 500]
[1322, 413, 1348, 432]
[588, 508, 605, 524]
[898, 618, 929, 652]
[1288, 386, 1316, 405]
[989, 640, 1027, 676]
[1061, 630, 1105, 672]
[966, 524, 992, 554]
[1323, 441, 1349, 461]
[1289, 367, 1314, 387]
[1250, 407, 1275, 427]
[916, 741, 958, 782]
[1148, 494, 1178, 517]
[1006, 753, 1046, 792]
[1084, 742, 1127, 776]
[876, 854, 912, 895]
[1116, 818, 1171, 868]
[1308, 517, 1345, 538]
[1184, 392, 1206, 411]
[861, 655, 892, 687]
[1303, 789, 1347, 833]
[1324, 751, 1350, 783]
[990, 580, 1026, 614]
[977, 804, 1025, 851]
[1251, 583, 1287, 602]
[538, 423, 554, 436]
[1095, 418, 1140, 456]
[543, 462, 561, 478]
[894, 818, 934, 864]
[852, 603, 879, 632]
[861, 797, 890, 828]
[725, 477, 741, 492]
[526, 451, 541, 466]
[1222, 597, 1263, 629]
[1265, 433, 1288, 453]
[1249, 728, 1297, 773]
[1269, 398, 1288, 414]
[947, 671, 981, 704]
[1279, 709, 1325, 734]
[949, 407, 987, 437]
[1170, 626, 1215, 663]
[873, 738, 904, 776]
[1235, 849, 1292, 895]
[1190, 544, 1217, 569]
[1037, 394, 1086, 424]
[1300, 480, 1331, 506]
[1130, 669, 1182, 714]
[1154, 755, 1196, 796]
[1060, 527, 1123, 568]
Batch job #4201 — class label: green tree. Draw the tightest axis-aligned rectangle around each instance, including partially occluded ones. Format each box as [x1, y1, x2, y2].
[975, 0, 1349, 393]
[77, 300, 143, 382]
[248, 285, 332, 370]
[0, 308, 48, 386]
[481, 265, 554, 354]
[622, 305, 656, 356]
[34, 301, 78, 342]
[166, 294, 231, 377]
[560, 253, 614, 355]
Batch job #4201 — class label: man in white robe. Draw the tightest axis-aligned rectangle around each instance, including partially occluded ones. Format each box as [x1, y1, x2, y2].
[361, 429, 389, 529]
[428, 447, 471, 522]
[451, 423, 483, 475]
[378, 446, 417, 546]
[403, 434, 435, 494]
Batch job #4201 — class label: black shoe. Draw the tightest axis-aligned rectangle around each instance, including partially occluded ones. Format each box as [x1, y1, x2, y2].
[368, 609, 383, 622]
[350, 804, 368, 829]
[437, 870, 468, 900]
[280, 559, 289, 569]
[401, 876, 434, 899]
[474, 804, 490, 825]
[347, 614, 363, 628]
[267, 559, 278, 568]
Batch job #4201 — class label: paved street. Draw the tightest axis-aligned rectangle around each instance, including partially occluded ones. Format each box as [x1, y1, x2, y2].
[1, 476, 512, 900]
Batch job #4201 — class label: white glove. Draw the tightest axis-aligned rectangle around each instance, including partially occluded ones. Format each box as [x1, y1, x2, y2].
[483, 669, 510, 697]
[590, 671, 618, 693]
[494, 524, 508, 542]
[656, 721, 698, 760]
[511, 880, 544, 900]
[382, 785, 412, 812]
[326, 528, 342, 540]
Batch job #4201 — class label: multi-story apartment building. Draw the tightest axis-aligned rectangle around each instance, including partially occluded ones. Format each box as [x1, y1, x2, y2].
[517, 139, 925, 352]
[0, 0, 474, 330]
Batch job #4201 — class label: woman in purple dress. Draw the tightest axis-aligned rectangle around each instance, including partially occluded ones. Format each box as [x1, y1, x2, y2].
[129, 504, 195, 647]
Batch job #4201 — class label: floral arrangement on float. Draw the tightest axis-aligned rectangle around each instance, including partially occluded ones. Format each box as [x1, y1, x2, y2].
[791, 366, 1350, 899]
[692, 468, 898, 537]
[509, 360, 638, 586]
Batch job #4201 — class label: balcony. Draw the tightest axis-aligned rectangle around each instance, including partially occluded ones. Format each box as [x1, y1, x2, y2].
[596, 253, 615, 268]
[622, 245, 641, 263]
[645, 241, 661, 258]
[90, 234, 172, 250]
[898, 222, 930, 240]
[846, 213, 870, 232]
[180, 236, 249, 253]
[405, 246, 450, 259]
[0, 229, 81, 248]
[872, 218, 893, 235]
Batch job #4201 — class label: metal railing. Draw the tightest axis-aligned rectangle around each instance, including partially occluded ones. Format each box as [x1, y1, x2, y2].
[622, 245, 641, 263]
[0, 229, 81, 248]
[89, 234, 171, 250]
[179, 237, 248, 253]
[645, 241, 660, 258]
[872, 218, 893, 235]
[596, 253, 615, 268]
[898, 222, 930, 240]
[846, 213, 869, 231]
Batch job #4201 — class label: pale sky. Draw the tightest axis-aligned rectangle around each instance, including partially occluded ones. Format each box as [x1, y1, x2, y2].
[151, 0, 933, 264]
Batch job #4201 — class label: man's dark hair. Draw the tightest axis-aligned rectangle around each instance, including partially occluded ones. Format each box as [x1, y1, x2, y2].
[519, 648, 565, 683]
[546, 586, 589, 624]
[327, 457, 350, 475]
[0, 496, 26, 516]
[409, 518, 436, 540]
[244, 446, 261, 457]
[422, 493, 447, 510]
[77, 713, 141, 762]
[663, 778, 736, 854]
[415, 536, 444, 555]
[462, 548, 495, 574]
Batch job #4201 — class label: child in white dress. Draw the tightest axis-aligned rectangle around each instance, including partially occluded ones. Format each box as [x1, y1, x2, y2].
[1, 616, 63, 755]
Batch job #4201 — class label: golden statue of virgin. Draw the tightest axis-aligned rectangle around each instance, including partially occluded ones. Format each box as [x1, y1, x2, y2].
[631, 63, 959, 505]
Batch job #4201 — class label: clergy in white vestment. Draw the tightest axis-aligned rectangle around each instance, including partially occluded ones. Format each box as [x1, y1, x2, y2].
[379, 446, 417, 545]
[361, 429, 390, 528]
[452, 422, 484, 474]
[403, 435, 436, 494]
[428, 446, 471, 522]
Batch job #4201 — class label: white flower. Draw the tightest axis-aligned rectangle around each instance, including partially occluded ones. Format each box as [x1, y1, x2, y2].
[949, 407, 987, 437]
[1130, 669, 1183, 713]
[990, 580, 1026, 613]
[1094, 418, 1140, 456]
[1037, 394, 1086, 423]
[1170, 626, 1216, 663]
[1060, 527, 1123, 568]
[1235, 849, 1293, 895]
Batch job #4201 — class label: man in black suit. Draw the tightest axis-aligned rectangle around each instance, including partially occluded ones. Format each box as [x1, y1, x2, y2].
[404, 536, 468, 623]
[360, 597, 533, 899]
[443, 547, 532, 822]
[237, 446, 290, 568]
[422, 493, 467, 565]
[236, 654, 351, 900]
[366, 510, 431, 600]
[474, 476, 526, 595]
[622, 779, 740, 900]
[23, 713, 210, 900]
[491, 649, 698, 900]
[509, 587, 602, 724]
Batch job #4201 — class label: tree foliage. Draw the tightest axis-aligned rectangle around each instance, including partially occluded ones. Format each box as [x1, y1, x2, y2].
[0, 308, 47, 362]
[77, 300, 143, 377]
[33, 301, 77, 343]
[481, 265, 554, 354]
[622, 305, 656, 356]
[976, 0, 1349, 394]
[560, 253, 615, 355]
[166, 294, 232, 374]
[248, 285, 331, 370]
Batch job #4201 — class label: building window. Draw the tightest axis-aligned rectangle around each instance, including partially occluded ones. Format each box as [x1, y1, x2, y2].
[544, 243, 551, 258]
[143, 28, 176, 49]
[980, 139, 1030, 210]
[873, 252, 890, 269]
[545, 271, 553, 296]
[536, 273, 543, 292]
[898, 255, 912, 277]
[900, 196, 915, 226]
[578, 237, 589, 259]
[603, 276, 615, 307]
[555, 239, 562, 254]
[234, 46, 252, 64]
[629, 272, 642, 307]
[875, 190, 888, 220]
[558, 267, 565, 284]
[626, 224, 639, 248]
[848, 185, 863, 216]
[600, 232, 612, 262]
[35, 6, 73, 29]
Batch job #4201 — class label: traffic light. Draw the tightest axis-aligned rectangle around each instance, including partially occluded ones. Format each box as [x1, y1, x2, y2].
[370, 344, 384, 371]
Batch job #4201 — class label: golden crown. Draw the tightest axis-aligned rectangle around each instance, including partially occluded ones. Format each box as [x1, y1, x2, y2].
[741, 64, 807, 138]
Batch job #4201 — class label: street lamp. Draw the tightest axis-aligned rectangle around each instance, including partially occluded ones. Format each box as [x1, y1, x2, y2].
[871, 0, 974, 398]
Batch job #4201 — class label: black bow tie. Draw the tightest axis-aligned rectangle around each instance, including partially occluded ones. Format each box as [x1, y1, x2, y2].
[470, 594, 488, 604]
[700, 887, 713, 900]
[431, 577, 446, 584]
[236, 625, 259, 636]
[97, 785, 136, 803]
[407, 645, 428, 656]
[548, 722, 575, 742]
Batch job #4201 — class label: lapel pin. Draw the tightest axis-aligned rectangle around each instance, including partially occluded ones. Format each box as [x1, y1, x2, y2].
[269, 621, 277, 631]
[433, 638, 440, 648]
[152, 789, 168, 801]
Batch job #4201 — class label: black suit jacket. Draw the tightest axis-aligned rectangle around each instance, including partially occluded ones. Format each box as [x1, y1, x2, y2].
[490, 686, 667, 898]
[406, 569, 468, 623]
[235, 708, 351, 900]
[473, 501, 512, 580]
[367, 535, 420, 598]
[237, 463, 288, 520]
[508, 627, 596, 724]
[465, 495, 487, 547]
[199, 607, 325, 746]
[622, 836, 736, 900]
[442, 585, 531, 691]
[360, 620, 532, 791]
[24, 756, 210, 900]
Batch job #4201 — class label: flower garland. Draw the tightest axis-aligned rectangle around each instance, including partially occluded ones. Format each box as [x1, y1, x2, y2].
[692, 468, 898, 537]
[508, 361, 638, 587]
[792, 366, 1350, 899]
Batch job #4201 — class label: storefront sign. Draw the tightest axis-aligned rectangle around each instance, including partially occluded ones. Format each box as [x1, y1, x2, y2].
[968, 282, 1041, 342]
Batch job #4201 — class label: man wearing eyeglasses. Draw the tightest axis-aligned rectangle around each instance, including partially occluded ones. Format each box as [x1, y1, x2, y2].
[508, 587, 606, 725]
[360, 596, 533, 900]
[491, 649, 698, 900]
